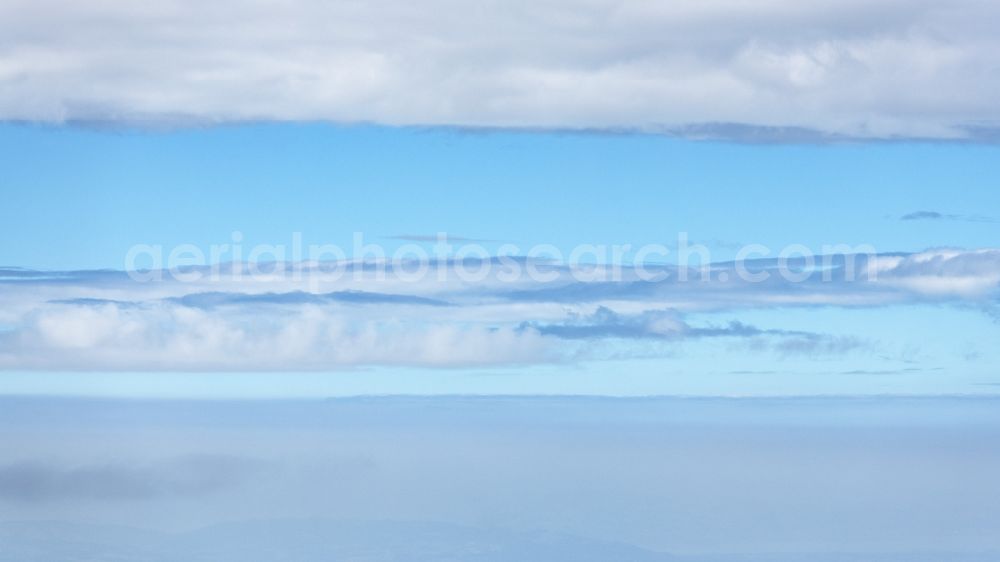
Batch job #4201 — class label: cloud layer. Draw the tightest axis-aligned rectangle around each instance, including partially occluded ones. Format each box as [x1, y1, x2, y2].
[0, 248, 997, 370]
[2, 0, 999, 139]
[4, 396, 1000, 557]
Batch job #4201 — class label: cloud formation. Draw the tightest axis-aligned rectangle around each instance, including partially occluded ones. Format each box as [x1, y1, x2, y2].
[387, 234, 497, 244]
[901, 211, 997, 223]
[4, 396, 1000, 558]
[0, 456, 263, 502]
[527, 307, 864, 355]
[167, 290, 451, 308]
[0, 248, 996, 370]
[1, 0, 999, 139]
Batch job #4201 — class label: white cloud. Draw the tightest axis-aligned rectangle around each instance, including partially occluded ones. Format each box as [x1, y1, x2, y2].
[877, 249, 1000, 297]
[0, 248, 997, 370]
[1, 0, 998, 138]
[4, 302, 556, 370]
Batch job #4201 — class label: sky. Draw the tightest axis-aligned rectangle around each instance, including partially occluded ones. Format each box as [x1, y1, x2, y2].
[0, 0, 999, 395]
[2, 123, 1000, 270]
[3, 1, 1000, 559]
[1, 123, 999, 396]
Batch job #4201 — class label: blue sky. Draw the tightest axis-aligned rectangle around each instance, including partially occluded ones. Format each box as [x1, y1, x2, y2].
[2, 0, 1000, 398]
[3, 123, 1000, 271]
[2, 123, 999, 397]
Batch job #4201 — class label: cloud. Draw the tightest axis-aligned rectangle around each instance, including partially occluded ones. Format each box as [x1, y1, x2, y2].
[526, 306, 863, 355]
[1, 0, 999, 139]
[48, 297, 142, 308]
[0, 248, 996, 370]
[874, 249, 1000, 297]
[5, 396, 1000, 558]
[500, 249, 1000, 304]
[901, 211, 948, 221]
[50, 291, 452, 309]
[901, 211, 997, 222]
[0, 456, 264, 502]
[524, 307, 685, 340]
[167, 290, 451, 308]
[836, 367, 938, 375]
[387, 234, 497, 243]
[1, 302, 554, 370]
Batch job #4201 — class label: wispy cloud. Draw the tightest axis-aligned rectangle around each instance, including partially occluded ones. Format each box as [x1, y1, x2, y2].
[901, 211, 997, 223]
[167, 290, 451, 308]
[387, 234, 497, 244]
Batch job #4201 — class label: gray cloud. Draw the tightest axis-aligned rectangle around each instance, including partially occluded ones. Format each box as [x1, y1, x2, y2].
[0, 456, 264, 502]
[902, 211, 948, 221]
[387, 234, 497, 243]
[168, 290, 451, 308]
[901, 211, 997, 223]
[0, 268, 130, 285]
[50, 291, 452, 309]
[2, 0, 1000, 139]
[48, 297, 142, 308]
[525, 306, 864, 356]
[524, 307, 688, 341]
[837, 367, 938, 375]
